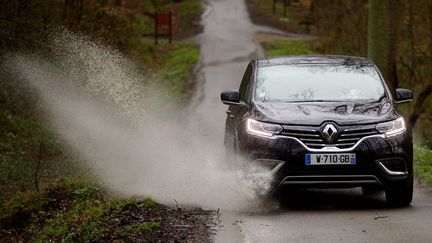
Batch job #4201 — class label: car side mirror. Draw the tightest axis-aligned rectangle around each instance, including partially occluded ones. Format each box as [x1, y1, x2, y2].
[221, 91, 240, 105]
[395, 88, 413, 104]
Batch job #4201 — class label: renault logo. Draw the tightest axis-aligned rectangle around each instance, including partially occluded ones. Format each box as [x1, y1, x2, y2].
[322, 124, 338, 143]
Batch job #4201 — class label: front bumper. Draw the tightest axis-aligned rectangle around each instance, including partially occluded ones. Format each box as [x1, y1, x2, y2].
[238, 131, 413, 190]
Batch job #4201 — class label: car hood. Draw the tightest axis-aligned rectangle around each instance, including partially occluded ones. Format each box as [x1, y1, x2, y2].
[252, 101, 398, 126]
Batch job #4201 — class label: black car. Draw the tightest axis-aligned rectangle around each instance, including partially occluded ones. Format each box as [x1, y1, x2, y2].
[221, 55, 414, 207]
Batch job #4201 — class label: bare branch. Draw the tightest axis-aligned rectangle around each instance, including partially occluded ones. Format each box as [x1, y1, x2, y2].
[34, 143, 43, 193]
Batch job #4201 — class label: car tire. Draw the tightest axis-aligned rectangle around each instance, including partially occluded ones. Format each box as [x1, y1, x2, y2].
[385, 176, 413, 207]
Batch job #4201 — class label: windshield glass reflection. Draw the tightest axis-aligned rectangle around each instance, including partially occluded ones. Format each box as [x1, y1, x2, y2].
[255, 64, 385, 103]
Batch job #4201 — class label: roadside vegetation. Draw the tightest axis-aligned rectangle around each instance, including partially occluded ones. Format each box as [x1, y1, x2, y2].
[251, 0, 432, 186]
[261, 39, 315, 57]
[414, 146, 432, 186]
[0, 181, 212, 242]
[0, 0, 212, 241]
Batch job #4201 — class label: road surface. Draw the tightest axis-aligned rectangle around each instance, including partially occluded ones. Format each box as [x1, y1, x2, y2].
[193, 0, 432, 242]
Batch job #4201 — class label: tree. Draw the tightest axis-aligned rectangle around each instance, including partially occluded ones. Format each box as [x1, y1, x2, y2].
[367, 0, 401, 90]
[406, 0, 432, 128]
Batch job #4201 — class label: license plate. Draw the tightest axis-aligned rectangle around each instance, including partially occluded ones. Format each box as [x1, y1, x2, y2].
[305, 153, 356, 165]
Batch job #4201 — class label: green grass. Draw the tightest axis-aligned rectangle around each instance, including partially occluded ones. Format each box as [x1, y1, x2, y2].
[121, 222, 160, 236]
[111, 197, 156, 214]
[39, 200, 106, 241]
[262, 39, 316, 57]
[36, 183, 108, 241]
[0, 180, 160, 242]
[0, 106, 76, 204]
[414, 145, 432, 185]
[156, 41, 200, 102]
[126, 38, 199, 102]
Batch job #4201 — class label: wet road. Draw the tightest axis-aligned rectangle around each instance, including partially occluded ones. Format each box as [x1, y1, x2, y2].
[193, 0, 432, 242]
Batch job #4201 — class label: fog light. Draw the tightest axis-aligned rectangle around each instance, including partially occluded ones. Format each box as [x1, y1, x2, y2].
[252, 159, 285, 173]
[377, 158, 408, 176]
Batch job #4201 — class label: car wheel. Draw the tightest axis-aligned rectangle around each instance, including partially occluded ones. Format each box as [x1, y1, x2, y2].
[385, 176, 413, 207]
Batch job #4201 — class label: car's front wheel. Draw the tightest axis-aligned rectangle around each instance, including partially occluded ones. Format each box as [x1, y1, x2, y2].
[385, 176, 413, 207]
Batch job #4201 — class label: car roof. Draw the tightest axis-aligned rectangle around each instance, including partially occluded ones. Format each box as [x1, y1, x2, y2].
[256, 55, 374, 67]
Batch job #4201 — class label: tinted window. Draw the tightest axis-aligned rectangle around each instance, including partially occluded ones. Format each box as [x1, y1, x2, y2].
[255, 64, 386, 103]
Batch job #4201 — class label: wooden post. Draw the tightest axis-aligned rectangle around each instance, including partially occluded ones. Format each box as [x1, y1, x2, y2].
[154, 13, 158, 45]
[169, 12, 172, 43]
[154, 12, 172, 45]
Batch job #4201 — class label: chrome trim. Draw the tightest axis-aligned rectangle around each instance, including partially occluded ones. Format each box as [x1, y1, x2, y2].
[222, 101, 240, 105]
[270, 161, 285, 175]
[377, 162, 408, 176]
[395, 99, 412, 104]
[322, 123, 338, 143]
[282, 175, 380, 179]
[270, 134, 385, 152]
[280, 175, 382, 186]
[252, 159, 285, 175]
[249, 160, 285, 178]
[282, 180, 378, 185]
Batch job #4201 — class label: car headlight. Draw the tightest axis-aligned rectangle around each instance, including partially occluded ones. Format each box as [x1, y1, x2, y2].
[246, 119, 283, 138]
[375, 117, 406, 137]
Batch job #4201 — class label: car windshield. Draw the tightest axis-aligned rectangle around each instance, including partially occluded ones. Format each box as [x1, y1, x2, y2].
[255, 64, 386, 103]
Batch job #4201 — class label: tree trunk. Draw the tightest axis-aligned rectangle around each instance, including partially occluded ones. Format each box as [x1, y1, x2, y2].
[63, 0, 83, 28]
[367, 0, 399, 91]
[408, 0, 432, 127]
[408, 84, 432, 128]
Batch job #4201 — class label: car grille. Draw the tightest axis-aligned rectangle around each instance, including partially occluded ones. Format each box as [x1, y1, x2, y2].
[280, 124, 379, 149]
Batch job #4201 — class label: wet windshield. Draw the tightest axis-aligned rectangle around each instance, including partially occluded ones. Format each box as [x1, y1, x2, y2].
[255, 64, 386, 103]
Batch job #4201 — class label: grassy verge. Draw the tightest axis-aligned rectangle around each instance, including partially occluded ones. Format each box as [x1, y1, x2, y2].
[131, 39, 200, 102]
[154, 41, 200, 102]
[0, 182, 212, 242]
[414, 146, 432, 186]
[0, 103, 81, 206]
[261, 39, 316, 57]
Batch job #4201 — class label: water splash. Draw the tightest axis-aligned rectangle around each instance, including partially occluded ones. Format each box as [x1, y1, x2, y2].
[5, 31, 273, 210]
